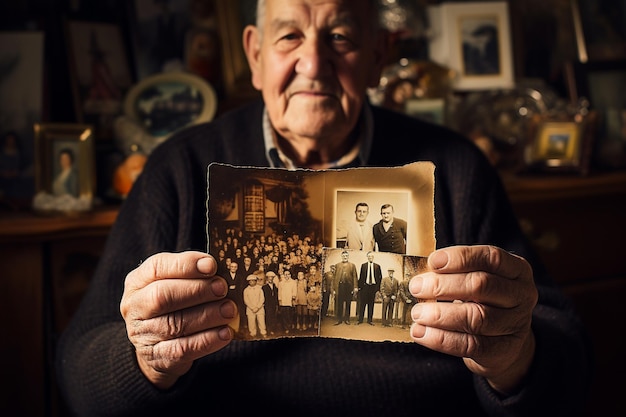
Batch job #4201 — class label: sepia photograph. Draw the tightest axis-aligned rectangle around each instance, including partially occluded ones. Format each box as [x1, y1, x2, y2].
[319, 248, 429, 343]
[206, 162, 435, 342]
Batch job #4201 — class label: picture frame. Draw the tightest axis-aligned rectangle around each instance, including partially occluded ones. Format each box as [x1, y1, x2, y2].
[33, 123, 96, 211]
[123, 71, 217, 141]
[0, 31, 44, 207]
[564, 59, 626, 169]
[65, 20, 134, 140]
[214, 0, 259, 103]
[427, 1, 515, 91]
[128, 0, 191, 81]
[405, 98, 446, 125]
[565, 59, 626, 109]
[571, 0, 626, 63]
[524, 114, 595, 175]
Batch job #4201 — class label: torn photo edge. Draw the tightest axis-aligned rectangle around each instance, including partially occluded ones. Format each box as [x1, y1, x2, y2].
[206, 161, 436, 342]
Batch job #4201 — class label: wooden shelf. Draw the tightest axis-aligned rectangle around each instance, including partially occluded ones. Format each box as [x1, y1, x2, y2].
[501, 170, 626, 202]
[0, 205, 119, 241]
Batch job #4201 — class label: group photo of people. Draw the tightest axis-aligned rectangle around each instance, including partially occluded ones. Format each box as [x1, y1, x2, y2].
[320, 247, 428, 342]
[210, 225, 326, 340]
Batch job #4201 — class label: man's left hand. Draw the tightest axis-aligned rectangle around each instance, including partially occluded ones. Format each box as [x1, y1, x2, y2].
[409, 245, 538, 395]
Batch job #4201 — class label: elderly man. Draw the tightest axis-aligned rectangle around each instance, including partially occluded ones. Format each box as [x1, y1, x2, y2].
[56, 0, 591, 416]
[380, 267, 398, 327]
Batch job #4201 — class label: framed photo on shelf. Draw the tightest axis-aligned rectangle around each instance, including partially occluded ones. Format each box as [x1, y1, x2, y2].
[123, 71, 217, 141]
[564, 59, 626, 168]
[524, 114, 596, 175]
[405, 98, 446, 125]
[427, 1, 514, 91]
[571, 0, 626, 63]
[65, 20, 133, 140]
[33, 123, 96, 211]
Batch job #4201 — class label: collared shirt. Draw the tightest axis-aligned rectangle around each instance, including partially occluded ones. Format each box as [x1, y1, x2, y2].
[263, 104, 374, 169]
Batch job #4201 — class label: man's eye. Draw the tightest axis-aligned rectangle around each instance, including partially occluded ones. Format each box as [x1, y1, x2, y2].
[280, 33, 299, 41]
[330, 33, 348, 42]
[329, 32, 357, 51]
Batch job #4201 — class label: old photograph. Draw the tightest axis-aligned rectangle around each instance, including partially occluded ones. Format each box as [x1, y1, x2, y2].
[206, 162, 435, 342]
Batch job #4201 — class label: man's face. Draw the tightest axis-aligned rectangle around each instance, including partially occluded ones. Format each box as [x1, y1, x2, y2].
[355, 205, 369, 222]
[380, 207, 393, 223]
[245, 0, 385, 143]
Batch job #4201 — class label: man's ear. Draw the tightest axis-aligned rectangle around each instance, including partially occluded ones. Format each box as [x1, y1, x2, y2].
[367, 29, 391, 88]
[243, 25, 263, 91]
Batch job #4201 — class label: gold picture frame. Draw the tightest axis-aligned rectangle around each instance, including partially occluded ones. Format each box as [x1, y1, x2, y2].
[525, 114, 596, 175]
[33, 123, 96, 211]
[214, 0, 260, 103]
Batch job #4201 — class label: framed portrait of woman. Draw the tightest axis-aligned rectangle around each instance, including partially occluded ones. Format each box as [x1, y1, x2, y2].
[33, 123, 96, 212]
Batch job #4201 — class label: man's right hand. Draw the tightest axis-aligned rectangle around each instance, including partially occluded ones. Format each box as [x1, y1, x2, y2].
[120, 251, 236, 389]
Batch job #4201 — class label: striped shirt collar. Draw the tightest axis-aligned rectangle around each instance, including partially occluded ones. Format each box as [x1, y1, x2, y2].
[263, 103, 373, 169]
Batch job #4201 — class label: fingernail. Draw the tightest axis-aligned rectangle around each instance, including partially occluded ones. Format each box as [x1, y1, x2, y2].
[220, 300, 236, 318]
[430, 250, 449, 270]
[412, 324, 426, 338]
[197, 257, 213, 275]
[409, 276, 422, 294]
[218, 327, 232, 341]
[211, 278, 227, 297]
[411, 305, 421, 321]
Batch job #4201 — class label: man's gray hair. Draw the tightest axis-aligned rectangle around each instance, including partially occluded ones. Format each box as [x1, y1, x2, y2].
[255, 0, 382, 34]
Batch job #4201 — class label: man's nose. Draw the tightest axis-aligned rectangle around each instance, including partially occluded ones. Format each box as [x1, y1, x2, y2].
[295, 36, 332, 78]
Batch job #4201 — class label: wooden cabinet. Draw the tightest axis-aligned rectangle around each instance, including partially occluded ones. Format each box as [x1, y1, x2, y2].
[0, 207, 117, 417]
[502, 171, 626, 417]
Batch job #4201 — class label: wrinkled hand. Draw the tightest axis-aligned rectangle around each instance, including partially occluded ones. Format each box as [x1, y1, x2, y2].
[120, 251, 236, 389]
[409, 245, 538, 394]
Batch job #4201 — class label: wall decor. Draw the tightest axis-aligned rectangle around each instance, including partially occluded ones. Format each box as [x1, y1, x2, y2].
[427, 1, 515, 91]
[32, 123, 96, 212]
[214, 0, 260, 102]
[571, 0, 626, 63]
[565, 59, 626, 169]
[65, 20, 133, 140]
[129, 0, 191, 81]
[0, 31, 44, 207]
[122, 70, 217, 143]
[524, 113, 596, 175]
